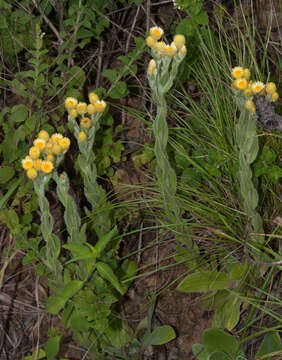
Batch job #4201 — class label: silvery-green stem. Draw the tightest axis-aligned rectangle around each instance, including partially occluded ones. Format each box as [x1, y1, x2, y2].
[33, 175, 63, 286]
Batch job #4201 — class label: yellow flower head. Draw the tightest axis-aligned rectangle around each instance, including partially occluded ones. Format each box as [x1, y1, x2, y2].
[38, 130, 49, 141]
[243, 68, 251, 80]
[163, 43, 177, 57]
[52, 143, 63, 155]
[51, 133, 63, 143]
[245, 99, 256, 114]
[29, 146, 41, 159]
[251, 81, 264, 94]
[89, 92, 99, 104]
[33, 159, 42, 171]
[41, 160, 54, 174]
[65, 97, 78, 110]
[22, 156, 33, 170]
[150, 27, 164, 41]
[87, 104, 96, 115]
[69, 109, 78, 119]
[155, 41, 166, 53]
[95, 100, 107, 112]
[234, 78, 248, 90]
[26, 168, 38, 180]
[59, 137, 71, 150]
[146, 36, 156, 48]
[265, 82, 277, 95]
[80, 117, 92, 129]
[33, 138, 46, 150]
[243, 86, 253, 97]
[46, 154, 55, 163]
[271, 92, 279, 102]
[78, 131, 87, 142]
[173, 34, 186, 49]
[232, 66, 244, 79]
[77, 102, 87, 115]
[147, 59, 157, 76]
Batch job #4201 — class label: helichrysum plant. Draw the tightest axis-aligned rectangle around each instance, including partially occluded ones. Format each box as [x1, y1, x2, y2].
[65, 94, 111, 239]
[231, 66, 279, 249]
[146, 27, 195, 248]
[21, 130, 71, 286]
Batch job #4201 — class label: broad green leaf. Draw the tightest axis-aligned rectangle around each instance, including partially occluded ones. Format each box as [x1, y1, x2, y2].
[192, 344, 209, 360]
[70, 310, 89, 332]
[94, 226, 118, 256]
[177, 271, 230, 293]
[9, 104, 28, 123]
[203, 328, 239, 356]
[109, 81, 128, 99]
[76, 28, 93, 39]
[0, 167, 15, 184]
[142, 325, 176, 346]
[61, 280, 84, 301]
[102, 69, 118, 82]
[68, 66, 86, 88]
[44, 336, 61, 360]
[229, 262, 247, 280]
[255, 332, 281, 360]
[96, 262, 124, 294]
[194, 11, 209, 25]
[213, 296, 241, 331]
[45, 295, 66, 315]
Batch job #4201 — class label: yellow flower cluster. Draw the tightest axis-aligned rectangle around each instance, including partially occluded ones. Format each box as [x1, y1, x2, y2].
[22, 130, 70, 179]
[231, 66, 279, 114]
[65, 93, 106, 119]
[146, 27, 186, 59]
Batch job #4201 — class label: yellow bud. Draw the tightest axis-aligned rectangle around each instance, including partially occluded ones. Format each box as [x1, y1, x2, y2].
[33, 159, 42, 171]
[52, 143, 63, 155]
[59, 137, 71, 150]
[265, 82, 277, 95]
[146, 36, 156, 48]
[46, 154, 55, 162]
[69, 109, 78, 119]
[80, 117, 92, 129]
[173, 34, 185, 49]
[155, 41, 166, 53]
[147, 59, 157, 76]
[33, 138, 46, 150]
[163, 43, 177, 57]
[87, 104, 96, 115]
[89, 92, 99, 104]
[243, 68, 251, 80]
[178, 45, 187, 56]
[38, 130, 49, 141]
[271, 92, 279, 102]
[77, 102, 87, 115]
[243, 87, 253, 97]
[51, 133, 63, 143]
[78, 131, 87, 142]
[29, 146, 40, 159]
[26, 168, 38, 179]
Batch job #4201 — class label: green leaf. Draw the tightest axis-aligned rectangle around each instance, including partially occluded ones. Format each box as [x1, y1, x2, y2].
[76, 27, 93, 39]
[255, 332, 281, 360]
[177, 271, 230, 293]
[102, 69, 118, 82]
[61, 280, 84, 302]
[213, 296, 241, 331]
[0, 167, 15, 183]
[44, 336, 61, 360]
[9, 104, 28, 123]
[94, 226, 118, 256]
[194, 11, 209, 25]
[143, 325, 176, 346]
[109, 81, 128, 99]
[68, 66, 86, 88]
[268, 165, 282, 184]
[96, 262, 124, 294]
[192, 344, 209, 360]
[203, 328, 239, 356]
[229, 262, 247, 280]
[45, 295, 66, 315]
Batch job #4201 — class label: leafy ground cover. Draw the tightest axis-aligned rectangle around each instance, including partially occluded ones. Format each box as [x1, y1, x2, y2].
[0, 0, 281, 359]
